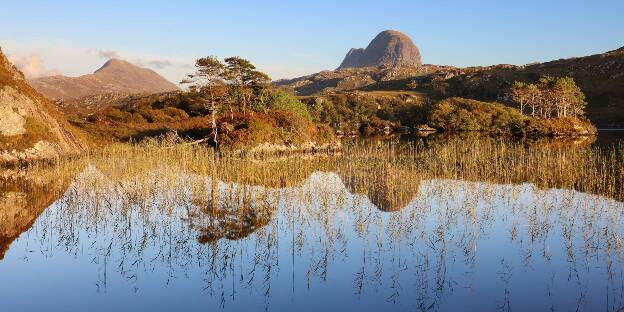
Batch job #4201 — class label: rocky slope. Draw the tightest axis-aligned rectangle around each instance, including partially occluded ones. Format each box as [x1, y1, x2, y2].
[0, 48, 85, 164]
[30, 59, 179, 101]
[278, 41, 624, 127]
[275, 64, 450, 96]
[338, 30, 422, 69]
[424, 47, 624, 127]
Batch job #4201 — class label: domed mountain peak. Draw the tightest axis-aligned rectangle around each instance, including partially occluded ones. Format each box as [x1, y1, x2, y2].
[338, 30, 422, 69]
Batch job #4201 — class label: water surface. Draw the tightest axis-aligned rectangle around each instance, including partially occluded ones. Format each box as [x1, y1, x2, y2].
[1, 134, 623, 311]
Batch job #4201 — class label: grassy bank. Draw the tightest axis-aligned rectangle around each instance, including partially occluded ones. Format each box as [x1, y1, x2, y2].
[9, 136, 621, 203]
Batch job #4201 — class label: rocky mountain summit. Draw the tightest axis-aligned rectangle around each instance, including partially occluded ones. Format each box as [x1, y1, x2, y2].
[276, 30, 428, 95]
[338, 30, 422, 69]
[0, 48, 85, 164]
[30, 59, 179, 101]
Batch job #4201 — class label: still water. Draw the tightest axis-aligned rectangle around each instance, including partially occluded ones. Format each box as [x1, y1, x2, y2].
[0, 132, 623, 311]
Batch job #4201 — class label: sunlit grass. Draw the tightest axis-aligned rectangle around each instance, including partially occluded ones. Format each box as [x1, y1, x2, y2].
[2, 137, 623, 308]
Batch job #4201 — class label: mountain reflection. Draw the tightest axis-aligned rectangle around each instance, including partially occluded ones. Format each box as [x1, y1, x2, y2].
[339, 163, 421, 212]
[0, 161, 622, 311]
[1, 134, 623, 311]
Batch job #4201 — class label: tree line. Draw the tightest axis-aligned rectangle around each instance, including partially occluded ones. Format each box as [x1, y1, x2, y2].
[509, 76, 586, 119]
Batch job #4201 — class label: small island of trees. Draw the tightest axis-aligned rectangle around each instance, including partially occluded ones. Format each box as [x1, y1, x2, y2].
[179, 56, 333, 149]
[510, 76, 586, 119]
[425, 76, 594, 136]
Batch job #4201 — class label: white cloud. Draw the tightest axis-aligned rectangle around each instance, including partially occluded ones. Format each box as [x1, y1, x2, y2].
[97, 49, 120, 59]
[1, 39, 323, 84]
[147, 59, 174, 69]
[7, 53, 60, 78]
[2, 39, 194, 84]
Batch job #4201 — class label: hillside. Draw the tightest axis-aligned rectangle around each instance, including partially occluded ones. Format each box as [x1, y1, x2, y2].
[0, 47, 85, 164]
[29, 59, 180, 101]
[278, 45, 624, 127]
[420, 47, 624, 128]
[276, 65, 448, 95]
[65, 90, 338, 151]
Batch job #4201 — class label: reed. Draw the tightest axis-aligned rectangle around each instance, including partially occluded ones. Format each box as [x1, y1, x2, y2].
[3, 136, 623, 309]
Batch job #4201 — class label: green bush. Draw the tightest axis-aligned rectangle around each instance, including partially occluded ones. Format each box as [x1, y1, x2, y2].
[428, 97, 525, 134]
[377, 101, 429, 127]
[266, 91, 312, 120]
[217, 110, 335, 149]
[303, 94, 376, 132]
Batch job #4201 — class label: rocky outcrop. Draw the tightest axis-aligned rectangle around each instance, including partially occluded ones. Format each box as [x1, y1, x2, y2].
[338, 30, 422, 69]
[0, 48, 85, 164]
[339, 48, 366, 69]
[30, 59, 179, 101]
[275, 65, 434, 95]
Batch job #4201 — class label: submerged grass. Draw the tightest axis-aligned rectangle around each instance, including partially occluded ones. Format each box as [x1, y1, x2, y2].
[7, 135, 623, 203]
[2, 136, 623, 309]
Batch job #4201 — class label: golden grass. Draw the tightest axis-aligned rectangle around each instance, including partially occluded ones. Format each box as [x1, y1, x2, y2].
[2, 136, 622, 303]
[9, 136, 623, 202]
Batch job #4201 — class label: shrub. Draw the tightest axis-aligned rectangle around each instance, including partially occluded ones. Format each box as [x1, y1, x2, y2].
[216, 110, 335, 150]
[139, 109, 170, 123]
[359, 116, 395, 136]
[428, 97, 525, 134]
[377, 101, 429, 127]
[106, 108, 133, 122]
[266, 91, 312, 120]
[163, 107, 190, 120]
[524, 117, 596, 137]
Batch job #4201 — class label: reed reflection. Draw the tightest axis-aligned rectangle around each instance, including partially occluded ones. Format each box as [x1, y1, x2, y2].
[0, 136, 622, 311]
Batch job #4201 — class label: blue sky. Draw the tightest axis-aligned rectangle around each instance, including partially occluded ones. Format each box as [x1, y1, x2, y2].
[1, 0, 622, 82]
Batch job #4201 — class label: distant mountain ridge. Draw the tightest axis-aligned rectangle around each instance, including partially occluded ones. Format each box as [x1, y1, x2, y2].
[30, 59, 179, 101]
[338, 30, 422, 69]
[277, 33, 624, 127]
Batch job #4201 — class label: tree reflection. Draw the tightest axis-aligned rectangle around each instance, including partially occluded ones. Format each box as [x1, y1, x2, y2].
[1, 136, 623, 311]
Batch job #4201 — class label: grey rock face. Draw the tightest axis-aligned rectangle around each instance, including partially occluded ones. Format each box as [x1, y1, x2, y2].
[0, 48, 85, 164]
[338, 30, 422, 69]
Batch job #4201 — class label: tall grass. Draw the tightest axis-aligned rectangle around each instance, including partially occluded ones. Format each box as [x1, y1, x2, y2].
[12, 135, 622, 201]
[2, 137, 623, 309]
